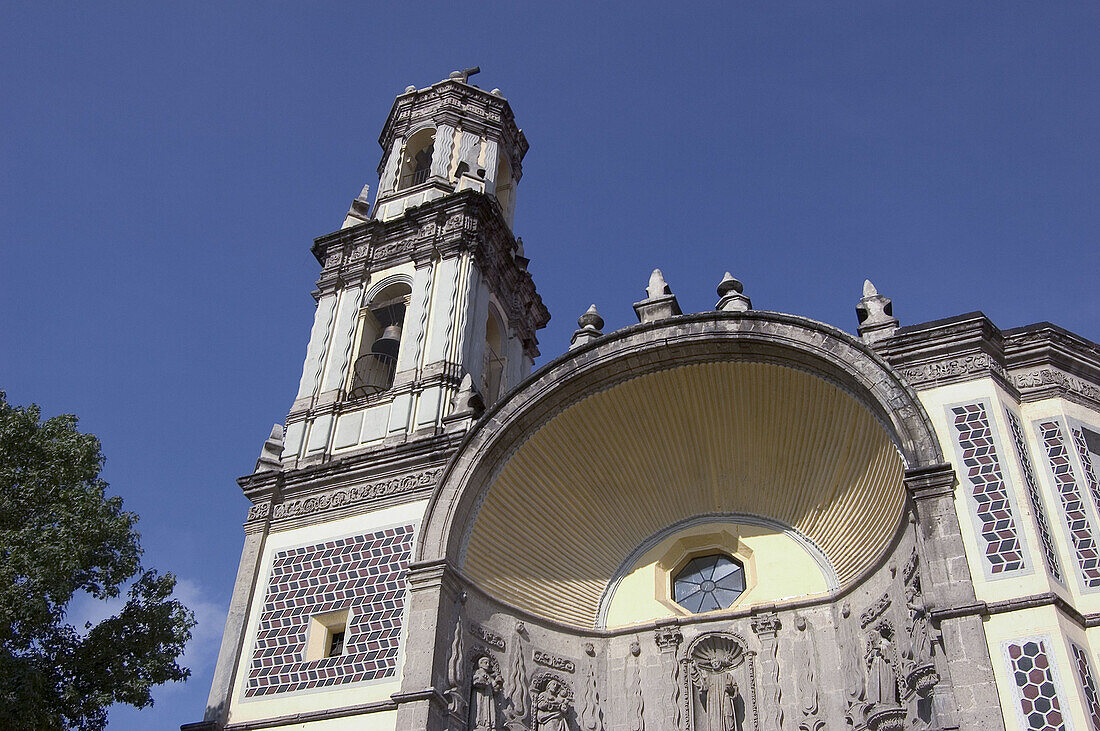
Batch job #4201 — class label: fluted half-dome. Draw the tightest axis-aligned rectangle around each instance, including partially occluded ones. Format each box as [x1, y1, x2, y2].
[460, 360, 906, 628]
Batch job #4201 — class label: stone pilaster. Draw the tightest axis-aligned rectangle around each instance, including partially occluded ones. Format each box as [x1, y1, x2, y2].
[653, 621, 684, 730]
[905, 464, 1003, 731]
[394, 559, 464, 731]
[751, 611, 784, 731]
[201, 526, 269, 728]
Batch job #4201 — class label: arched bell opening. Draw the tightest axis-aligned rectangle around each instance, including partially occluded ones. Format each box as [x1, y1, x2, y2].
[398, 127, 436, 191]
[348, 281, 411, 399]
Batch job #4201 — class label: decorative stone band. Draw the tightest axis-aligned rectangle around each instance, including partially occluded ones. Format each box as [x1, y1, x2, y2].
[247, 467, 443, 525]
[900, 353, 1010, 388]
[899, 354, 1100, 411]
[1016, 367, 1100, 408]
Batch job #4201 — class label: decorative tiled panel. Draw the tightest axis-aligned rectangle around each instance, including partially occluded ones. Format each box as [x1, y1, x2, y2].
[950, 402, 1026, 575]
[1007, 639, 1068, 730]
[245, 525, 415, 697]
[1073, 427, 1100, 518]
[1039, 420, 1100, 589]
[1070, 642, 1100, 731]
[1006, 409, 1064, 582]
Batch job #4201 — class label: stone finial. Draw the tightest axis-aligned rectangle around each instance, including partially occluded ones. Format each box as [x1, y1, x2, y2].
[856, 279, 899, 345]
[570, 305, 605, 350]
[491, 88, 503, 97]
[633, 268, 682, 323]
[404, 85, 417, 93]
[342, 183, 371, 228]
[449, 373, 485, 419]
[254, 424, 284, 473]
[715, 272, 752, 312]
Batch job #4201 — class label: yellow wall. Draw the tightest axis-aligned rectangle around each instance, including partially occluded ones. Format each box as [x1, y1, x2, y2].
[603, 520, 831, 627]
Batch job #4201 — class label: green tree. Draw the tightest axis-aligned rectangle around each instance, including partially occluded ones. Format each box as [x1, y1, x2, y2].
[0, 392, 195, 730]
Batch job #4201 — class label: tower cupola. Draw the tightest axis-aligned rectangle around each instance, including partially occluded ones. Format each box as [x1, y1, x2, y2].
[362, 67, 529, 230]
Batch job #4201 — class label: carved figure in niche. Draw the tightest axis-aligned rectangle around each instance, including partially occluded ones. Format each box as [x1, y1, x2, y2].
[470, 654, 503, 730]
[905, 584, 932, 664]
[532, 674, 572, 731]
[690, 658, 739, 731]
[865, 621, 899, 707]
[685, 633, 752, 731]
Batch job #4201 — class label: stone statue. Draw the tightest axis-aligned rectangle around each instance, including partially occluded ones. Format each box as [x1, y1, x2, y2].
[470, 655, 503, 730]
[689, 657, 740, 731]
[865, 623, 899, 707]
[534, 679, 570, 731]
[906, 585, 932, 664]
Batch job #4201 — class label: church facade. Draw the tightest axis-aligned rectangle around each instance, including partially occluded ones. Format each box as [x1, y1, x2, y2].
[184, 72, 1100, 731]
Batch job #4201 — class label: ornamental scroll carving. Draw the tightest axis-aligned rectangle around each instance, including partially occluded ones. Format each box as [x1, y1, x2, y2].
[683, 633, 757, 731]
[900, 353, 1009, 386]
[1015, 367, 1100, 406]
[470, 623, 506, 651]
[533, 649, 575, 674]
[269, 467, 442, 521]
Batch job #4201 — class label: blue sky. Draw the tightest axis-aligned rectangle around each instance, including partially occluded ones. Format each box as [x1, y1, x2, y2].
[2, 3, 1099, 728]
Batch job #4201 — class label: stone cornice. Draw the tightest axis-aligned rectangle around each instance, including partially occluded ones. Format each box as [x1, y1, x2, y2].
[238, 432, 460, 530]
[309, 190, 549, 354]
[878, 312, 1100, 409]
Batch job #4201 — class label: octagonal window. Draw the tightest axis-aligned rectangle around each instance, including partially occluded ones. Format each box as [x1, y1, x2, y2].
[673, 553, 746, 613]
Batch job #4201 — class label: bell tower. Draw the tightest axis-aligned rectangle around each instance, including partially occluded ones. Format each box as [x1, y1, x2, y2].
[279, 69, 548, 467]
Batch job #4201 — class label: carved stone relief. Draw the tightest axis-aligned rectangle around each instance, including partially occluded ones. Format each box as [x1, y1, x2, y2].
[269, 467, 442, 521]
[655, 626, 684, 729]
[531, 671, 573, 731]
[794, 617, 822, 731]
[750, 614, 781, 731]
[503, 623, 531, 728]
[579, 644, 604, 731]
[683, 632, 757, 731]
[628, 640, 645, 731]
[859, 592, 891, 629]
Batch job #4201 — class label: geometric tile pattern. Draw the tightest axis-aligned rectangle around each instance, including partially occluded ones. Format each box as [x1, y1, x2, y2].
[1008, 639, 1067, 731]
[245, 525, 415, 697]
[1070, 642, 1100, 731]
[951, 403, 1026, 574]
[1074, 427, 1100, 520]
[1006, 409, 1064, 582]
[1040, 420, 1100, 589]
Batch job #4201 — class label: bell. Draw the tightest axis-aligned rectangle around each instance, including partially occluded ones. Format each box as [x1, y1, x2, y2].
[371, 323, 402, 360]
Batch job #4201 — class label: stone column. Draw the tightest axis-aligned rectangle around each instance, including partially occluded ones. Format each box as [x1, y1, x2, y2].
[653, 621, 683, 730]
[394, 559, 463, 731]
[905, 464, 1003, 731]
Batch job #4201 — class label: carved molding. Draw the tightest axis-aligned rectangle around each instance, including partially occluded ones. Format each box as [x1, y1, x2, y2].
[899, 353, 1009, 387]
[1014, 367, 1100, 406]
[266, 467, 443, 522]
